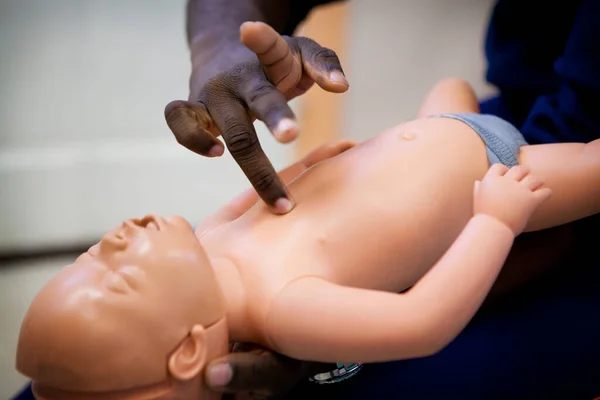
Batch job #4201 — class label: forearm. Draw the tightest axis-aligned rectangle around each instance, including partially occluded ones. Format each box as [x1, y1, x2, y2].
[417, 78, 480, 118]
[186, 0, 284, 65]
[408, 214, 515, 353]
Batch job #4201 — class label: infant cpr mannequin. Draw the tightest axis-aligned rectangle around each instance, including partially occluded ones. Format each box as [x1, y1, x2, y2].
[16, 216, 228, 400]
[16, 79, 600, 397]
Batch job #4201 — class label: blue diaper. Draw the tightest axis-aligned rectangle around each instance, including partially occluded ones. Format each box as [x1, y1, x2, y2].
[432, 113, 528, 167]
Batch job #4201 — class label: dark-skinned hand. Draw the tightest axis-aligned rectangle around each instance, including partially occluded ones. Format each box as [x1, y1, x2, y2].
[164, 21, 348, 214]
[205, 343, 334, 400]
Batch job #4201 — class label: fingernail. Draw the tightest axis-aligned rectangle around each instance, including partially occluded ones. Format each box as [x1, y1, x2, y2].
[274, 118, 299, 143]
[274, 197, 294, 214]
[208, 145, 224, 157]
[329, 70, 348, 86]
[207, 363, 233, 387]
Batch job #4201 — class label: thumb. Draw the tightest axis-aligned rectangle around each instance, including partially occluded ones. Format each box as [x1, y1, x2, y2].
[204, 349, 310, 396]
[204, 352, 276, 393]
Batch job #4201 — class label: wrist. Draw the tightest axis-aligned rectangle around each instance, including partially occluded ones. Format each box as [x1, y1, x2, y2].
[472, 213, 516, 238]
[190, 30, 250, 68]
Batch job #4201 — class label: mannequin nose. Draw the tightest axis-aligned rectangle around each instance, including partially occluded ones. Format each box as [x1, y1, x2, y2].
[122, 219, 144, 236]
[99, 231, 127, 253]
[99, 223, 132, 253]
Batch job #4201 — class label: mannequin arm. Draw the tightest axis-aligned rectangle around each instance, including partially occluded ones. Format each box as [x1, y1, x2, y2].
[265, 214, 514, 363]
[417, 78, 480, 117]
[521, 138, 600, 231]
[416, 79, 600, 231]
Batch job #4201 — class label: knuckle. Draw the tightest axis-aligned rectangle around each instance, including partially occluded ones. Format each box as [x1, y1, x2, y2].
[247, 82, 275, 105]
[314, 47, 338, 60]
[285, 36, 303, 52]
[202, 63, 260, 100]
[199, 78, 229, 104]
[252, 170, 276, 192]
[312, 48, 340, 70]
[224, 126, 258, 157]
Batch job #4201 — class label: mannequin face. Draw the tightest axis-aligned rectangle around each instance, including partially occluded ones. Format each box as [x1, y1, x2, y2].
[89, 215, 215, 306]
[16, 215, 226, 393]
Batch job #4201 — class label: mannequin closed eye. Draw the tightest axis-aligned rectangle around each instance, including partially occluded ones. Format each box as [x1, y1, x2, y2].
[102, 265, 144, 294]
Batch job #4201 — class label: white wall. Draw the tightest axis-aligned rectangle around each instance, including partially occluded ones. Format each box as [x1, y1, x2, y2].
[342, 0, 497, 141]
[0, 0, 295, 253]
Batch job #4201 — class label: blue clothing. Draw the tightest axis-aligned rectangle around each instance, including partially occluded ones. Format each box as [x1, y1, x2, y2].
[292, 0, 600, 148]
[482, 0, 600, 145]
[433, 113, 528, 167]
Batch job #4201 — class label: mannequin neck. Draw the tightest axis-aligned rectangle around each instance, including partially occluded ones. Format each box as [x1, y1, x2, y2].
[208, 254, 261, 344]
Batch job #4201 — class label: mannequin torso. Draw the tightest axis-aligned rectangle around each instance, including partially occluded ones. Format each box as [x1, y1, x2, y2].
[202, 117, 490, 344]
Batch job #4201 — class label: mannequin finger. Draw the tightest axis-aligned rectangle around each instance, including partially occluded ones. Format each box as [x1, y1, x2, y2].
[302, 139, 357, 167]
[520, 174, 544, 191]
[504, 164, 530, 181]
[486, 163, 509, 177]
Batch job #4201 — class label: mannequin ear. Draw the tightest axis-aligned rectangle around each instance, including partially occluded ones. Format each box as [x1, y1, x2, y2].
[168, 325, 207, 381]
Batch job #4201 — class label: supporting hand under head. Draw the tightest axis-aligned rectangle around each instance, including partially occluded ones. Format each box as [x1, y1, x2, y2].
[165, 21, 348, 214]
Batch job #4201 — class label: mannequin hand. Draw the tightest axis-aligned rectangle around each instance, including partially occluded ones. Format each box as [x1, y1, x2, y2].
[474, 164, 552, 236]
[296, 138, 357, 171]
[205, 343, 332, 400]
[165, 21, 348, 214]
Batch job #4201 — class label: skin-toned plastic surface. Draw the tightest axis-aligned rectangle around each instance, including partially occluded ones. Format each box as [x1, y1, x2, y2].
[197, 78, 598, 360]
[16, 216, 228, 400]
[16, 79, 599, 397]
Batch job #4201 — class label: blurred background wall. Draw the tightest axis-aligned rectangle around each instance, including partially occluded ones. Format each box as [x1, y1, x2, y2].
[0, 0, 295, 255]
[0, 0, 495, 396]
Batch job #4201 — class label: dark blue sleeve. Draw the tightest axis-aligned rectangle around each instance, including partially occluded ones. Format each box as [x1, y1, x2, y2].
[283, 0, 345, 35]
[520, 0, 600, 144]
[11, 384, 33, 400]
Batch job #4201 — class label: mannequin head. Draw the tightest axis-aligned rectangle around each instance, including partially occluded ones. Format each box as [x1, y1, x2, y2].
[16, 214, 228, 399]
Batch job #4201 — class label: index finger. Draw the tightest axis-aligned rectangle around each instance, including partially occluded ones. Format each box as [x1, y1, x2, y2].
[210, 99, 295, 214]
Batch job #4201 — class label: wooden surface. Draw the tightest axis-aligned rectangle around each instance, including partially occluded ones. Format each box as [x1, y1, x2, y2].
[295, 2, 349, 160]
